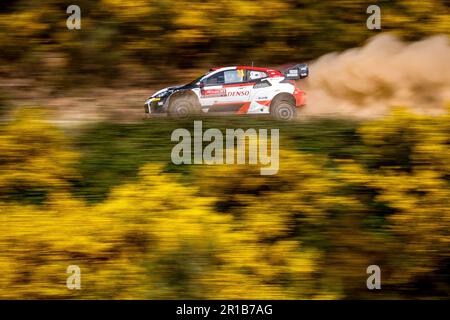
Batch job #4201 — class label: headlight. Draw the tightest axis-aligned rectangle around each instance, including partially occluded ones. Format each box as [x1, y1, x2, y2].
[146, 97, 159, 103]
[153, 90, 170, 99]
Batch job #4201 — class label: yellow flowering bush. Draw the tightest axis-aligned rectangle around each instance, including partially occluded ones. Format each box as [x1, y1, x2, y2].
[339, 108, 450, 290]
[0, 108, 78, 202]
[1, 107, 449, 298]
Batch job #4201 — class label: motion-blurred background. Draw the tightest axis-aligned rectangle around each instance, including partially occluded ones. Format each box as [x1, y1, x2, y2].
[0, 0, 449, 299]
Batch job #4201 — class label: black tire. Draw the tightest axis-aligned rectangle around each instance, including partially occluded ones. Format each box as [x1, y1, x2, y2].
[270, 99, 297, 121]
[168, 96, 200, 118]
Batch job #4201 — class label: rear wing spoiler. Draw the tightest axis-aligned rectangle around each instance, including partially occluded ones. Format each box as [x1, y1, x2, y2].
[282, 63, 309, 80]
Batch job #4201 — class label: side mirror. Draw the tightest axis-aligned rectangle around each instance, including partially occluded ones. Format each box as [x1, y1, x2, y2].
[199, 81, 205, 89]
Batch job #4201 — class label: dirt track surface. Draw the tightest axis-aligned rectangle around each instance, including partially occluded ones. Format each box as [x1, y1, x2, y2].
[1, 83, 153, 126]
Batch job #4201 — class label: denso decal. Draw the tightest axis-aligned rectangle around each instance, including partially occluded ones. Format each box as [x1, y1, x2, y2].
[227, 91, 250, 96]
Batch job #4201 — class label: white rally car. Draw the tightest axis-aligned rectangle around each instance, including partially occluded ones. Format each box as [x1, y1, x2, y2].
[145, 64, 308, 120]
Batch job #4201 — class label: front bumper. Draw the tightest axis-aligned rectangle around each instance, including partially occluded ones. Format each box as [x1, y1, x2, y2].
[144, 97, 167, 114]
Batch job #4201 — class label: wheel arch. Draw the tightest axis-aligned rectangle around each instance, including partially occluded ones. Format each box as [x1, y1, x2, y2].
[270, 92, 296, 109]
[166, 89, 200, 110]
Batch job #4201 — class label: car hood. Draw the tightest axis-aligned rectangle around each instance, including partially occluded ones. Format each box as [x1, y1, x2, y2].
[150, 84, 195, 98]
[150, 86, 174, 98]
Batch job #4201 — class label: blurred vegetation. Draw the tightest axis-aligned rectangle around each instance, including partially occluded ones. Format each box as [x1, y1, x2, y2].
[1, 108, 449, 299]
[73, 117, 364, 202]
[0, 108, 79, 204]
[0, 0, 449, 85]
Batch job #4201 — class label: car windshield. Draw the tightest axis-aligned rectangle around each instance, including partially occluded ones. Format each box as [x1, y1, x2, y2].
[187, 72, 211, 85]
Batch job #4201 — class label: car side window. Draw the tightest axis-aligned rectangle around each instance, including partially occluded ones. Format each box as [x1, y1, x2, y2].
[247, 70, 268, 81]
[205, 72, 225, 85]
[224, 70, 245, 84]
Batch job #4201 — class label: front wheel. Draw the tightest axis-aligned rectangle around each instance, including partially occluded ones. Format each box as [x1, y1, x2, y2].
[270, 100, 297, 121]
[168, 96, 200, 118]
[168, 99, 192, 118]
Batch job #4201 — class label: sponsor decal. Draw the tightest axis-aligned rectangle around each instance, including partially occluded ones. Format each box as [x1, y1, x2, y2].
[202, 89, 250, 98]
[227, 90, 250, 97]
[287, 69, 299, 77]
[201, 88, 226, 98]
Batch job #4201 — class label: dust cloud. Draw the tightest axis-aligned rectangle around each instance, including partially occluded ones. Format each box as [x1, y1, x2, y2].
[302, 34, 450, 119]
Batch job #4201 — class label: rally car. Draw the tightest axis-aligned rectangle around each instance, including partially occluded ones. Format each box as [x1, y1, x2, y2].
[144, 64, 308, 121]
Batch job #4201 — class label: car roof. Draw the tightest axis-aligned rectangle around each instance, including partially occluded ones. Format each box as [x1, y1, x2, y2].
[209, 66, 283, 77]
[210, 66, 272, 71]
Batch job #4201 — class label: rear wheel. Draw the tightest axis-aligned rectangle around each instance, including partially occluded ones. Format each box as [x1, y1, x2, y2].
[270, 99, 297, 121]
